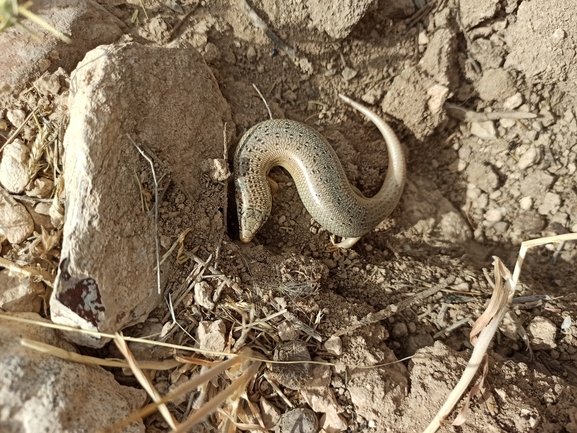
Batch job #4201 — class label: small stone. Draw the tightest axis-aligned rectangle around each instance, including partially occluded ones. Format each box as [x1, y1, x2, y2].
[361, 87, 383, 105]
[492, 221, 509, 234]
[0, 187, 34, 244]
[200, 158, 230, 182]
[341, 66, 358, 81]
[517, 147, 538, 169]
[276, 408, 317, 433]
[427, 84, 450, 114]
[278, 321, 299, 341]
[503, 92, 523, 110]
[484, 208, 503, 223]
[527, 316, 557, 350]
[271, 340, 311, 389]
[196, 320, 226, 357]
[499, 118, 516, 128]
[194, 281, 215, 310]
[324, 336, 343, 356]
[418, 31, 429, 45]
[552, 28, 565, 41]
[489, 190, 501, 200]
[6, 109, 26, 128]
[532, 120, 544, 132]
[321, 411, 348, 432]
[392, 322, 409, 338]
[405, 333, 434, 357]
[475, 193, 489, 210]
[519, 196, 533, 210]
[458, 145, 471, 160]
[460, 0, 499, 28]
[539, 110, 555, 127]
[246, 46, 257, 61]
[0, 269, 45, 312]
[511, 211, 544, 235]
[476, 68, 515, 102]
[538, 192, 561, 215]
[33, 71, 61, 96]
[466, 184, 481, 200]
[471, 121, 497, 140]
[35, 202, 52, 215]
[467, 162, 499, 193]
[26, 177, 54, 198]
[203, 42, 221, 63]
[520, 171, 554, 196]
[0, 139, 30, 193]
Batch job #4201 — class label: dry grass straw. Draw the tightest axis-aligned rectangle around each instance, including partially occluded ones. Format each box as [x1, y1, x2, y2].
[0, 0, 71, 43]
[0, 311, 415, 431]
[423, 232, 577, 433]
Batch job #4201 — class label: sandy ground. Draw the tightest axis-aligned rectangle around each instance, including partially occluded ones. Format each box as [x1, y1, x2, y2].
[1, 0, 577, 432]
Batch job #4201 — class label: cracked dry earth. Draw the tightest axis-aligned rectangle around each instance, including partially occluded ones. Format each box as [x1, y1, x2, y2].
[0, 0, 577, 432]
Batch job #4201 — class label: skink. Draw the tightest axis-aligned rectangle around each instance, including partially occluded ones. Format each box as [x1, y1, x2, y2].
[234, 94, 406, 248]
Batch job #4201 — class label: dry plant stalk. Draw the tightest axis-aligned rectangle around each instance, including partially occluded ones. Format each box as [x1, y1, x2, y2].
[114, 333, 178, 429]
[0, 0, 71, 43]
[20, 337, 181, 370]
[423, 233, 577, 433]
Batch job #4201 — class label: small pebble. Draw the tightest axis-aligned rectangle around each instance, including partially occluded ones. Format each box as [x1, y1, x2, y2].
[341, 67, 358, 81]
[500, 118, 516, 128]
[517, 147, 538, 169]
[392, 322, 408, 338]
[538, 192, 561, 215]
[324, 336, 343, 356]
[246, 46, 257, 61]
[503, 92, 523, 110]
[519, 196, 533, 210]
[470, 121, 497, 140]
[484, 208, 503, 223]
[6, 109, 26, 128]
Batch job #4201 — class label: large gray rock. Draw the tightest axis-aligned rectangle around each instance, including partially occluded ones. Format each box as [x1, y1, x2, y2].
[0, 312, 145, 433]
[51, 42, 232, 346]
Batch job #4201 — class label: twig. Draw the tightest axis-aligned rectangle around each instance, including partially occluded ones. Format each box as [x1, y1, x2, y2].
[168, 293, 198, 343]
[0, 256, 54, 287]
[185, 251, 238, 289]
[334, 276, 455, 337]
[129, 135, 161, 295]
[166, 4, 198, 42]
[433, 316, 473, 339]
[0, 108, 37, 153]
[423, 233, 577, 433]
[405, 0, 435, 29]
[114, 334, 177, 429]
[172, 357, 261, 433]
[238, 0, 296, 59]
[445, 103, 537, 122]
[99, 354, 245, 433]
[252, 84, 273, 120]
[21, 338, 182, 370]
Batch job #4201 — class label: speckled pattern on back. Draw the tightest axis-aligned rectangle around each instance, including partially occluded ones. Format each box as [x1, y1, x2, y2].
[234, 102, 406, 242]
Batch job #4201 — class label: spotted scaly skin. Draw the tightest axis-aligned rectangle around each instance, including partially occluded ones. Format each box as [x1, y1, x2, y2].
[234, 94, 406, 248]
